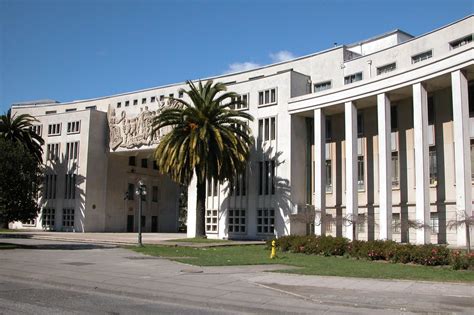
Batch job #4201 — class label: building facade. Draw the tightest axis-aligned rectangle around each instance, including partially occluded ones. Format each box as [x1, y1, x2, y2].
[11, 16, 473, 246]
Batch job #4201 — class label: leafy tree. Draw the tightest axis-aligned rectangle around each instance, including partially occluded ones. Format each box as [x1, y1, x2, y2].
[0, 109, 44, 163]
[0, 139, 42, 224]
[152, 80, 254, 236]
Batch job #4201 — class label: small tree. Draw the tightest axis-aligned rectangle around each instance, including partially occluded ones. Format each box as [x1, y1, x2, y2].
[0, 139, 42, 225]
[447, 210, 473, 253]
[292, 204, 317, 235]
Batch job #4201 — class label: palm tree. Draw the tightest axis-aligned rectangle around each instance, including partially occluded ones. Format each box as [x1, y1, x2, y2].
[152, 80, 254, 236]
[447, 210, 473, 253]
[0, 109, 44, 163]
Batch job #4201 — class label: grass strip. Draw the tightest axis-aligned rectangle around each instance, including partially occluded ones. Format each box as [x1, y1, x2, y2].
[129, 244, 474, 283]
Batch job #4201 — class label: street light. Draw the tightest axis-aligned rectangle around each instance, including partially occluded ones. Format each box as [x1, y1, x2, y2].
[135, 179, 147, 246]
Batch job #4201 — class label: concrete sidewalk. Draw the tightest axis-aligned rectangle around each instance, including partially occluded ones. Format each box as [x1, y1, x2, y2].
[1, 238, 473, 314]
[0, 231, 265, 247]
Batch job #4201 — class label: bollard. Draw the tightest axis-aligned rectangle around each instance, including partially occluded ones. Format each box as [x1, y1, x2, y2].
[270, 240, 276, 259]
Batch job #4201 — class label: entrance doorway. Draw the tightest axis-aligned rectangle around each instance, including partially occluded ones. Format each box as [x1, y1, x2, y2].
[127, 215, 134, 232]
[151, 216, 158, 232]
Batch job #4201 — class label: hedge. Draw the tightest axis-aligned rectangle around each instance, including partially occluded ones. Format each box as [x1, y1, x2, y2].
[267, 235, 473, 270]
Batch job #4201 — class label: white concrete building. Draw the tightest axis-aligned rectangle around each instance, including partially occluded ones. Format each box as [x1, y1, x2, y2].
[10, 16, 473, 246]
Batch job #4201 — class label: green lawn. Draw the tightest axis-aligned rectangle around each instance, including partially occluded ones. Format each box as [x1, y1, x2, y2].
[164, 237, 232, 244]
[129, 244, 474, 283]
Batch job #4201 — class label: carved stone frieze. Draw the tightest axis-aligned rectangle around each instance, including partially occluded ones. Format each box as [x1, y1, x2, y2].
[107, 104, 166, 151]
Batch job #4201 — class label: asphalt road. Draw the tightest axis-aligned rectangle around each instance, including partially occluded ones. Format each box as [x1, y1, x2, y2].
[0, 238, 473, 314]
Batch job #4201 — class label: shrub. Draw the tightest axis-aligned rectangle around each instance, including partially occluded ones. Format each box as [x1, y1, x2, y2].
[390, 244, 415, 264]
[409, 244, 450, 266]
[451, 251, 474, 270]
[360, 240, 397, 261]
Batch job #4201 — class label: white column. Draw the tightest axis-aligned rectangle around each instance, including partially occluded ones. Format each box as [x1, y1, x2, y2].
[413, 83, 430, 244]
[377, 93, 392, 240]
[345, 101, 358, 240]
[314, 109, 326, 235]
[451, 70, 472, 247]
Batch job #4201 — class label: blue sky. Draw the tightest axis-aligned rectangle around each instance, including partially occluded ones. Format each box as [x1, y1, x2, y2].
[0, 0, 472, 113]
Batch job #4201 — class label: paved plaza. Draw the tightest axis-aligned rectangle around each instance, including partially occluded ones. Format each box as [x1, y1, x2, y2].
[0, 238, 473, 314]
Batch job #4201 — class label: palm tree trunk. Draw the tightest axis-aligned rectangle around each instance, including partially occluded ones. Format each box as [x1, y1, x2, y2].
[466, 223, 471, 254]
[195, 179, 206, 237]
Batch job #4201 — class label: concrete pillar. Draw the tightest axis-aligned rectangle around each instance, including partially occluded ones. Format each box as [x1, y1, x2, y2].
[451, 70, 472, 247]
[412, 83, 430, 244]
[377, 93, 392, 240]
[314, 108, 326, 235]
[345, 101, 358, 240]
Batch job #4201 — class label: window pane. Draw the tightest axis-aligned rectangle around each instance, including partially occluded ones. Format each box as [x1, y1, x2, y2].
[270, 117, 276, 140]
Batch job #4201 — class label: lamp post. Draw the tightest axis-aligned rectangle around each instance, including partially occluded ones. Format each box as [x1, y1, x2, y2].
[135, 180, 146, 246]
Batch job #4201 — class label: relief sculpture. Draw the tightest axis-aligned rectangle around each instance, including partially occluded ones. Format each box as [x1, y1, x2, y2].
[107, 104, 166, 151]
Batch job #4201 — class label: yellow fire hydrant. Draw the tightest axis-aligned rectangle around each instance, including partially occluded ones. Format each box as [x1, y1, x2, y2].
[270, 240, 276, 259]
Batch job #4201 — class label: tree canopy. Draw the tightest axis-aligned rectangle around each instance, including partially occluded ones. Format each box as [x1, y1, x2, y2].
[152, 80, 254, 235]
[0, 139, 42, 224]
[0, 109, 44, 163]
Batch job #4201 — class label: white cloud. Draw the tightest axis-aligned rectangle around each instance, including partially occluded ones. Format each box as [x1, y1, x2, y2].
[224, 62, 261, 74]
[269, 50, 295, 63]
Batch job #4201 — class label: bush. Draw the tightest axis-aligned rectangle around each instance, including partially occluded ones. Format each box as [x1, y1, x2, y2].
[272, 235, 465, 269]
[451, 251, 474, 270]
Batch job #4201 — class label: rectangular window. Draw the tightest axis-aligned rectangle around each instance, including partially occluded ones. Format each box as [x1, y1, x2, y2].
[326, 118, 332, 140]
[142, 98, 146, 104]
[392, 213, 401, 234]
[344, 72, 363, 85]
[128, 183, 135, 200]
[64, 174, 76, 199]
[314, 81, 332, 92]
[325, 214, 333, 233]
[179, 91, 184, 98]
[357, 156, 364, 190]
[45, 110, 57, 115]
[169, 93, 174, 98]
[258, 88, 277, 106]
[271, 160, 275, 195]
[391, 151, 399, 187]
[44, 174, 57, 199]
[231, 94, 249, 110]
[471, 139, 474, 181]
[160, 95, 165, 102]
[65, 108, 76, 112]
[429, 146, 437, 185]
[258, 162, 263, 195]
[357, 113, 364, 137]
[141, 216, 146, 227]
[152, 186, 158, 202]
[125, 101, 130, 107]
[117, 102, 122, 108]
[67, 121, 80, 134]
[65, 142, 79, 160]
[85, 106, 96, 110]
[412, 50, 432, 64]
[205, 209, 218, 233]
[153, 160, 158, 170]
[357, 214, 365, 233]
[376, 63, 396, 75]
[430, 213, 439, 234]
[141, 158, 148, 168]
[47, 143, 60, 161]
[129, 156, 136, 166]
[31, 125, 42, 136]
[133, 99, 138, 106]
[450, 34, 472, 49]
[428, 97, 435, 125]
[257, 208, 275, 234]
[258, 117, 277, 142]
[48, 123, 61, 136]
[42, 208, 55, 228]
[228, 209, 246, 233]
[62, 208, 75, 227]
[264, 161, 269, 195]
[325, 160, 332, 192]
[270, 117, 276, 140]
[391, 105, 398, 131]
[151, 96, 156, 103]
